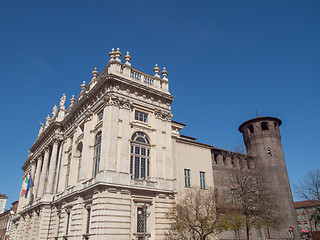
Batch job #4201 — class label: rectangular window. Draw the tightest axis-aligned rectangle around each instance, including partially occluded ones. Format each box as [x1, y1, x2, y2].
[200, 171, 206, 189]
[135, 111, 148, 123]
[184, 169, 190, 187]
[98, 110, 103, 121]
[231, 189, 236, 205]
[297, 215, 300, 221]
[302, 215, 306, 220]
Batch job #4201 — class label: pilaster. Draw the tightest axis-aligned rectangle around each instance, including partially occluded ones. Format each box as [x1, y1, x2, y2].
[33, 155, 43, 199]
[119, 107, 131, 174]
[81, 115, 94, 181]
[46, 140, 60, 194]
[37, 147, 51, 198]
[53, 140, 64, 194]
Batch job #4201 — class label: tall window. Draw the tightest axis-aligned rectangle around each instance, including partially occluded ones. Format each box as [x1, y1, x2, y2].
[93, 131, 102, 177]
[184, 169, 190, 187]
[135, 111, 148, 123]
[200, 171, 206, 189]
[231, 189, 236, 205]
[130, 132, 150, 179]
[76, 142, 83, 182]
[65, 154, 71, 188]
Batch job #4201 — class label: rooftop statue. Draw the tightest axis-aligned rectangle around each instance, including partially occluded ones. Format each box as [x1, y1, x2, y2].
[59, 93, 66, 110]
[52, 105, 58, 117]
[37, 122, 44, 138]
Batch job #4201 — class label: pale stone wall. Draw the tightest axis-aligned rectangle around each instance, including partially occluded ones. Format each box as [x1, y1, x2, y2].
[11, 49, 297, 240]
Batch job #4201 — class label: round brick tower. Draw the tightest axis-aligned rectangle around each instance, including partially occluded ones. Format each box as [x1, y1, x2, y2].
[239, 117, 299, 239]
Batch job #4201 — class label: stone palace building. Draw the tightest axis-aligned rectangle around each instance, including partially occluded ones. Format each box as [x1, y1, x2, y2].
[11, 48, 298, 240]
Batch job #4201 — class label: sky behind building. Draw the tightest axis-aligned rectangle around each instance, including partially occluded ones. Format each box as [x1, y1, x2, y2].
[0, 0, 319, 208]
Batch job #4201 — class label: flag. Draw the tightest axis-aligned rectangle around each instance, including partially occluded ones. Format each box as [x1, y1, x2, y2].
[20, 176, 29, 197]
[25, 174, 34, 198]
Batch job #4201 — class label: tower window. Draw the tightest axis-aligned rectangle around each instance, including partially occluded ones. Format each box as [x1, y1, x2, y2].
[267, 149, 272, 157]
[248, 124, 254, 133]
[231, 189, 236, 205]
[261, 122, 269, 130]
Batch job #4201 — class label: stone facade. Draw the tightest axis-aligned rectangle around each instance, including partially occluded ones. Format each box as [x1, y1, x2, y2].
[11, 48, 298, 240]
[0, 201, 18, 240]
[294, 200, 320, 238]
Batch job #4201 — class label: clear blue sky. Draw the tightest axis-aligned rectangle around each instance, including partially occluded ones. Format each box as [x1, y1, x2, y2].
[0, 0, 319, 208]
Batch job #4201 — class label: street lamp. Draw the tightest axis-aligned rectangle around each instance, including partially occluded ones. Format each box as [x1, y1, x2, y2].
[138, 203, 149, 240]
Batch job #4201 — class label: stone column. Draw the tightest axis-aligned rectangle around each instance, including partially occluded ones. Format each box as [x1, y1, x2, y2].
[46, 140, 59, 194]
[53, 140, 64, 193]
[27, 160, 36, 203]
[33, 155, 43, 199]
[37, 147, 50, 198]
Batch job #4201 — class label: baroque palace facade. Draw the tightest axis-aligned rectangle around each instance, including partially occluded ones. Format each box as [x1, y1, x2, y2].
[12, 48, 298, 240]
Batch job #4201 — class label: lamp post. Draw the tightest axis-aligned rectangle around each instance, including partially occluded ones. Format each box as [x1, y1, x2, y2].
[138, 203, 149, 240]
[143, 203, 147, 240]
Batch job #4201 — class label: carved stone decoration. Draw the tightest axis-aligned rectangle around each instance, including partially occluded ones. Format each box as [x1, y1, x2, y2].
[154, 109, 172, 121]
[154, 109, 163, 120]
[119, 98, 133, 110]
[107, 95, 121, 107]
[59, 94, 66, 110]
[45, 115, 51, 127]
[37, 122, 44, 138]
[85, 110, 93, 123]
[52, 105, 58, 117]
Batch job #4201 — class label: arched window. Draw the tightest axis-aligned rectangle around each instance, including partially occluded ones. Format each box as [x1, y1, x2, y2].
[65, 154, 71, 188]
[93, 131, 102, 177]
[130, 132, 150, 179]
[76, 142, 83, 182]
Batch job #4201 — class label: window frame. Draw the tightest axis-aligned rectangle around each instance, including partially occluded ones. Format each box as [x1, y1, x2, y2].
[130, 132, 150, 180]
[200, 171, 206, 189]
[134, 110, 148, 123]
[184, 169, 191, 187]
[93, 131, 102, 177]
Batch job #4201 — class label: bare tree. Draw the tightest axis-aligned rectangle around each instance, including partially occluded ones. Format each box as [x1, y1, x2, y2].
[295, 169, 320, 204]
[166, 187, 244, 240]
[222, 149, 283, 240]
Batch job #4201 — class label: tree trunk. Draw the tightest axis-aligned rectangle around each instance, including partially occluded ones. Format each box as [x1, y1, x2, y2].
[246, 224, 250, 240]
[267, 225, 270, 239]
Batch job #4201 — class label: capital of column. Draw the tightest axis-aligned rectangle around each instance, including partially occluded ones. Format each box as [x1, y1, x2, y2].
[44, 146, 50, 153]
[30, 159, 36, 166]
